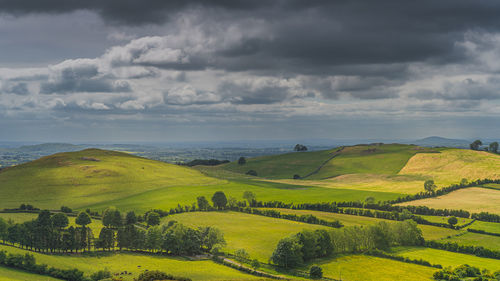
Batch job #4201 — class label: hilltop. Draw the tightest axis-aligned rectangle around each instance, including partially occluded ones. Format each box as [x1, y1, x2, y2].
[0, 148, 222, 210]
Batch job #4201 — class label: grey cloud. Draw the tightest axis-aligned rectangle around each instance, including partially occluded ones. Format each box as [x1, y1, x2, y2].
[1, 82, 30, 95]
[410, 77, 500, 100]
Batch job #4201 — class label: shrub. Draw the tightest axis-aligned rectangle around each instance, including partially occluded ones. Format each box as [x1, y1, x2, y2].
[309, 265, 323, 278]
[245, 170, 258, 176]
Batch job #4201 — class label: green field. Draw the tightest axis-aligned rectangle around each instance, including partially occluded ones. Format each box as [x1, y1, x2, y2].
[392, 247, 500, 272]
[0, 265, 62, 281]
[82, 180, 402, 213]
[438, 232, 500, 251]
[310, 255, 436, 281]
[0, 212, 103, 235]
[397, 187, 500, 214]
[0, 149, 222, 210]
[399, 149, 500, 185]
[468, 220, 500, 233]
[163, 211, 328, 261]
[309, 144, 440, 180]
[0, 245, 264, 281]
[259, 208, 461, 240]
[420, 215, 473, 226]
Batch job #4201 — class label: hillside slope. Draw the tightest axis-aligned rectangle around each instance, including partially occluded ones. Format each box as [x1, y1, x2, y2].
[0, 149, 222, 209]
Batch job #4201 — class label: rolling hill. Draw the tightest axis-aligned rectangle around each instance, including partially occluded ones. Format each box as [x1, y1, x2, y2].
[0, 148, 223, 210]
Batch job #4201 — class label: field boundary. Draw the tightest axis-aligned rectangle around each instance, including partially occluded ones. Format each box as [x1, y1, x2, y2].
[301, 147, 344, 179]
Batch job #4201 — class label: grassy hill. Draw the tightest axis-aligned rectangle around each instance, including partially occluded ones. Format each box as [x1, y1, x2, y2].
[0, 149, 222, 209]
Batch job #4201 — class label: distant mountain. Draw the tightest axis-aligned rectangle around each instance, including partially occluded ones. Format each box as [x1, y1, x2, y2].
[17, 143, 85, 153]
[408, 136, 470, 148]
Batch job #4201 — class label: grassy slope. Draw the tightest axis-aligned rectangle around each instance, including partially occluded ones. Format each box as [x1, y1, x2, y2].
[438, 232, 500, 251]
[162, 211, 328, 262]
[311, 255, 435, 281]
[399, 149, 500, 185]
[468, 220, 500, 233]
[0, 213, 103, 235]
[83, 180, 402, 213]
[220, 148, 340, 179]
[259, 208, 461, 240]
[397, 187, 500, 214]
[0, 149, 222, 210]
[392, 247, 500, 272]
[0, 245, 263, 281]
[309, 144, 439, 179]
[420, 215, 473, 226]
[0, 266, 62, 281]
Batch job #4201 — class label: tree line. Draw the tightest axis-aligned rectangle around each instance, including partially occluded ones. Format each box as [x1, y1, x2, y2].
[271, 220, 424, 268]
[425, 240, 500, 260]
[433, 264, 500, 281]
[0, 208, 225, 256]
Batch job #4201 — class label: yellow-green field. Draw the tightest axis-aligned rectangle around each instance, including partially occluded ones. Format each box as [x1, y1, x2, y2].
[0, 266, 62, 281]
[0, 213, 103, 235]
[392, 247, 500, 272]
[163, 211, 328, 261]
[399, 149, 500, 184]
[420, 215, 473, 226]
[266, 173, 426, 194]
[468, 220, 500, 233]
[438, 232, 500, 251]
[397, 187, 500, 214]
[0, 149, 222, 210]
[0, 245, 264, 281]
[258, 208, 462, 240]
[310, 255, 436, 281]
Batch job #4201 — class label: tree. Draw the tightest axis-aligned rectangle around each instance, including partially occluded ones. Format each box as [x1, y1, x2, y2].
[271, 236, 303, 268]
[245, 170, 257, 176]
[293, 174, 301, 179]
[211, 191, 228, 210]
[243, 191, 256, 206]
[75, 212, 91, 227]
[102, 207, 122, 228]
[448, 216, 458, 227]
[251, 259, 260, 269]
[238, 157, 246, 165]
[60, 206, 72, 213]
[51, 213, 69, 230]
[294, 144, 308, 151]
[460, 178, 468, 186]
[199, 227, 225, 251]
[489, 141, 499, 153]
[125, 211, 137, 225]
[309, 265, 323, 279]
[424, 179, 436, 192]
[234, 248, 250, 262]
[197, 196, 210, 211]
[146, 212, 160, 227]
[364, 196, 375, 204]
[470, 139, 482, 150]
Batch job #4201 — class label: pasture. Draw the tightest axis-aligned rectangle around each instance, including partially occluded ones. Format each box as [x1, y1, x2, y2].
[392, 247, 500, 272]
[162, 211, 329, 261]
[438, 232, 500, 251]
[397, 187, 500, 214]
[0, 266, 62, 281]
[0, 245, 263, 281]
[310, 255, 436, 281]
[468, 220, 500, 233]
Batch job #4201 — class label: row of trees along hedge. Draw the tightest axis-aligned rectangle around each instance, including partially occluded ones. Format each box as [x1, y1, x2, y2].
[467, 228, 500, 237]
[271, 220, 423, 268]
[0, 250, 86, 281]
[425, 240, 500, 260]
[235, 207, 343, 228]
[366, 249, 442, 268]
[0, 209, 225, 255]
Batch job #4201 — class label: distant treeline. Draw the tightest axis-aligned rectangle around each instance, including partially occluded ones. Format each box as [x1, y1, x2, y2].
[236, 207, 342, 228]
[179, 159, 230, 167]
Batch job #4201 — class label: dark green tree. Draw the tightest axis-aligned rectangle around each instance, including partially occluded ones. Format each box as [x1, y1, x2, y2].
[271, 236, 303, 268]
[197, 196, 210, 211]
[470, 139, 482, 150]
[51, 213, 69, 230]
[75, 212, 91, 227]
[238, 157, 246, 165]
[424, 179, 436, 192]
[489, 141, 499, 153]
[125, 211, 137, 225]
[243, 191, 256, 206]
[102, 207, 122, 228]
[146, 212, 160, 227]
[309, 265, 323, 279]
[448, 216, 458, 227]
[211, 191, 228, 210]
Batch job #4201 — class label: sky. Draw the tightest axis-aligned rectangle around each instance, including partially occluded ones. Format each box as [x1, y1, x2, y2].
[0, 0, 499, 143]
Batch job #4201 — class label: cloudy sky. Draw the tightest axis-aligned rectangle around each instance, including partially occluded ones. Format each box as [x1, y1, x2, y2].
[1, 0, 499, 142]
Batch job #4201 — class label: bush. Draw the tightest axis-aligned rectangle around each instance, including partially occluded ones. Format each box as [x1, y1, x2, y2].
[90, 269, 111, 281]
[245, 170, 258, 176]
[61, 206, 73, 213]
[309, 265, 323, 278]
[293, 174, 301, 179]
[137, 270, 192, 281]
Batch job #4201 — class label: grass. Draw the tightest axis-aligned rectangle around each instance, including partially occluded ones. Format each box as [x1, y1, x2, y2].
[309, 254, 436, 281]
[0, 245, 264, 281]
[267, 174, 427, 194]
[0, 213, 103, 235]
[0, 265, 62, 281]
[438, 232, 500, 251]
[399, 148, 500, 185]
[420, 215, 473, 226]
[82, 180, 402, 213]
[219, 148, 341, 179]
[392, 247, 500, 272]
[162, 211, 329, 262]
[0, 149, 222, 210]
[468, 220, 500, 233]
[309, 144, 440, 180]
[258, 208, 461, 240]
[396, 187, 500, 214]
